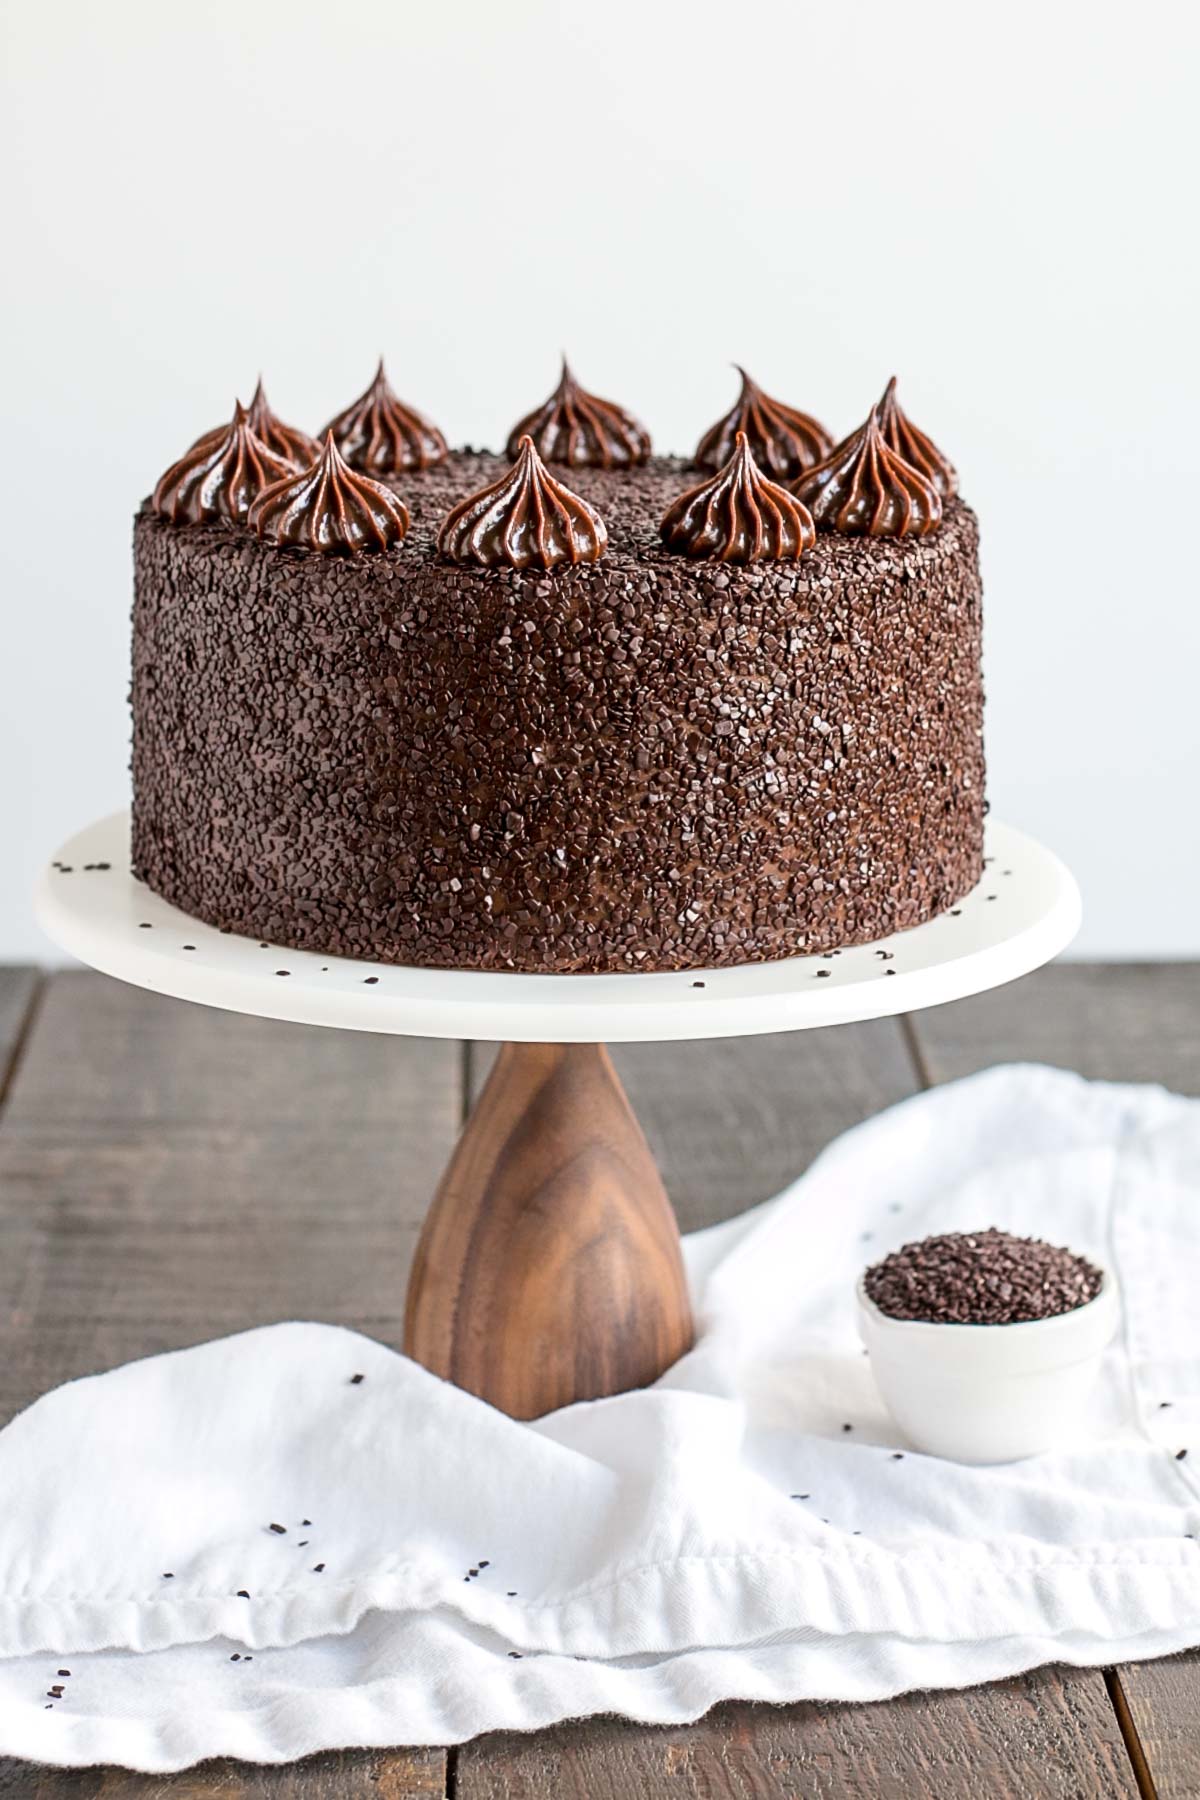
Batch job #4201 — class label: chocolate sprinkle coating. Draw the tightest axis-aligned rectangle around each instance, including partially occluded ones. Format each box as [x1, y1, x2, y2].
[131, 451, 984, 974]
[864, 1228, 1103, 1325]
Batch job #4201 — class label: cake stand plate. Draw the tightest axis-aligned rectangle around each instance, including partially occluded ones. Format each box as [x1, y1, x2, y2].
[36, 812, 1078, 1045]
[35, 810, 1080, 1419]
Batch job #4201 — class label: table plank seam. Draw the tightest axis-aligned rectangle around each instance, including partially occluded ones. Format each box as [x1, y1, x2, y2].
[0, 971, 44, 1120]
[459, 1041, 474, 1129]
[899, 1009, 936, 1091]
[1106, 1670, 1160, 1800]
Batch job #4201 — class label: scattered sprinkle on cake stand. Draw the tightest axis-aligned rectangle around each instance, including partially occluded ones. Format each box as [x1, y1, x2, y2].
[36, 810, 1080, 1420]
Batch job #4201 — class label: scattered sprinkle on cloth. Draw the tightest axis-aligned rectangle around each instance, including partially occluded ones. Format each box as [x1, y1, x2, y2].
[1, 1064, 1197, 1772]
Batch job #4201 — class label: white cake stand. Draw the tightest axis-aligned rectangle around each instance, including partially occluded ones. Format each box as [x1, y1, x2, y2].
[36, 809, 1080, 1419]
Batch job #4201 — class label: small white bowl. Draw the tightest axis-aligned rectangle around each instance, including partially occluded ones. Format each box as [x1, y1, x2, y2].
[857, 1270, 1119, 1463]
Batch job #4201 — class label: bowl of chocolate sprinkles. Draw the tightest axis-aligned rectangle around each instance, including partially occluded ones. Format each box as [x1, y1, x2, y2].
[857, 1229, 1118, 1464]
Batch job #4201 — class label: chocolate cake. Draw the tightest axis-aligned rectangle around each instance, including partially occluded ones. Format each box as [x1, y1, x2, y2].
[131, 364, 984, 973]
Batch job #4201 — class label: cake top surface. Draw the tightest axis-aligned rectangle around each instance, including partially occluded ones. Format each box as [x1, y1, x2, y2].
[140, 449, 976, 594]
[146, 365, 964, 567]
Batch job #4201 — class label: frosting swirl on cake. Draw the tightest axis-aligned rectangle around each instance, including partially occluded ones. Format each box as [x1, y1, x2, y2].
[152, 402, 296, 527]
[505, 359, 650, 468]
[661, 432, 815, 563]
[243, 378, 320, 469]
[322, 360, 447, 473]
[792, 406, 942, 537]
[438, 435, 608, 569]
[694, 368, 833, 481]
[248, 433, 410, 553]
[875, 377, 958, 499]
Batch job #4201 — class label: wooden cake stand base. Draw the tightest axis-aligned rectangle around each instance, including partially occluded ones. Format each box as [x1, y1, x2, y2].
[405, 1043, 693, 1418]
[36, 812, 1079, 1418]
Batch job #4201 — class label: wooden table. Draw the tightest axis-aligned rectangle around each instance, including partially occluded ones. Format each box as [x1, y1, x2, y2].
[0, 961, 1196, 1798]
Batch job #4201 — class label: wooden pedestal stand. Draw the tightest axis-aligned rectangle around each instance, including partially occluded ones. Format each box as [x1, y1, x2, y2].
[404, 1043, 693, 1418]
[36, 813, 1080, 1422]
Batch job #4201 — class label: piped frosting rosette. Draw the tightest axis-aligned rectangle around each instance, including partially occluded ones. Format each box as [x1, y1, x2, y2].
[694, 368, 832, 481]
[323, 360, 447, 474]
[439, 436, 608, 570]
[153, 402, 297, 527]
[792, 396, 943, 537]
[506, 360, 650, 468]
[248, 433, 410, 553]
[661, 432, 815, 563]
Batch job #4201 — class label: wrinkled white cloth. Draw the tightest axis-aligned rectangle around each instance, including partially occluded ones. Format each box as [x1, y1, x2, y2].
[1, 1064, 1197, 1772]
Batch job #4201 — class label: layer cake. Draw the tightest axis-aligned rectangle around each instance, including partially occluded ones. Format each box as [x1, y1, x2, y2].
[131, 366, 984, 973]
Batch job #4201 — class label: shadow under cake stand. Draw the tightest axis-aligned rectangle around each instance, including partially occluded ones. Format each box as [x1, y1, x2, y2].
[36, 811, 1080, 1421]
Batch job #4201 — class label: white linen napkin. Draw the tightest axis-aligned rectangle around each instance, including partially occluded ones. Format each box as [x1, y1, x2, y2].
[1, 1063, 1197, 1773]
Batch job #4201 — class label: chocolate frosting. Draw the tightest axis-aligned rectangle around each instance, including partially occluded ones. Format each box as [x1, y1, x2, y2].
[505, 359, 650, 468]
[152, 402, 296, 527]
[248, 433, 410, 554]
[660, 432, 815, 563]
[438, 435, 608, 569]
[133, 454, 984, 975]
[876, 377, 959, 499]
[244, 378, 320, 469]
[792, 405, 943, 537]
[694, 367, 833, 481]
[322, 360, 447, 473]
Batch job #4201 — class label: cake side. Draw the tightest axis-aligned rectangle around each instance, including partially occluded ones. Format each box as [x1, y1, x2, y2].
[131, 453, 984, 973]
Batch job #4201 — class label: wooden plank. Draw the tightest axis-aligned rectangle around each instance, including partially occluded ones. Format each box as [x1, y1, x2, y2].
[0, 972, 462, 1418]
[614, 1022, 924, 1233]
[910, 962, 1200, 1093]
[1116, 1655, 1200, 1799]
[457, 1668, 1136, 1799]
[0, 1745, 445, 1797]
[472, 1018, 923, 1234]
[4, 969, 453, 1130]
[912, 961, 1200, 1800]
[0, 969, 455, 1798]
[0, 967, 39, 1109]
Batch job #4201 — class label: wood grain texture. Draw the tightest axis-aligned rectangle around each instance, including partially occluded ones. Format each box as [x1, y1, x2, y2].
[456, 1668, 1137, 1799]
[0, 972, 461, 1420]
[0, 966, 39, 1107]
[472, 1019, 923, 1235]
[911, 962, 1200, 1094]
[1115, 1655, 1200, 1799]
[406, 1042, 693, 1417]
[0, 1745, 445, 1797]
[912, 962, 1200, 1800]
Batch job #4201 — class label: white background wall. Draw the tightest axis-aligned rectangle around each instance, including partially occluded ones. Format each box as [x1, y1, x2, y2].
[2, 0, 1197, 961]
